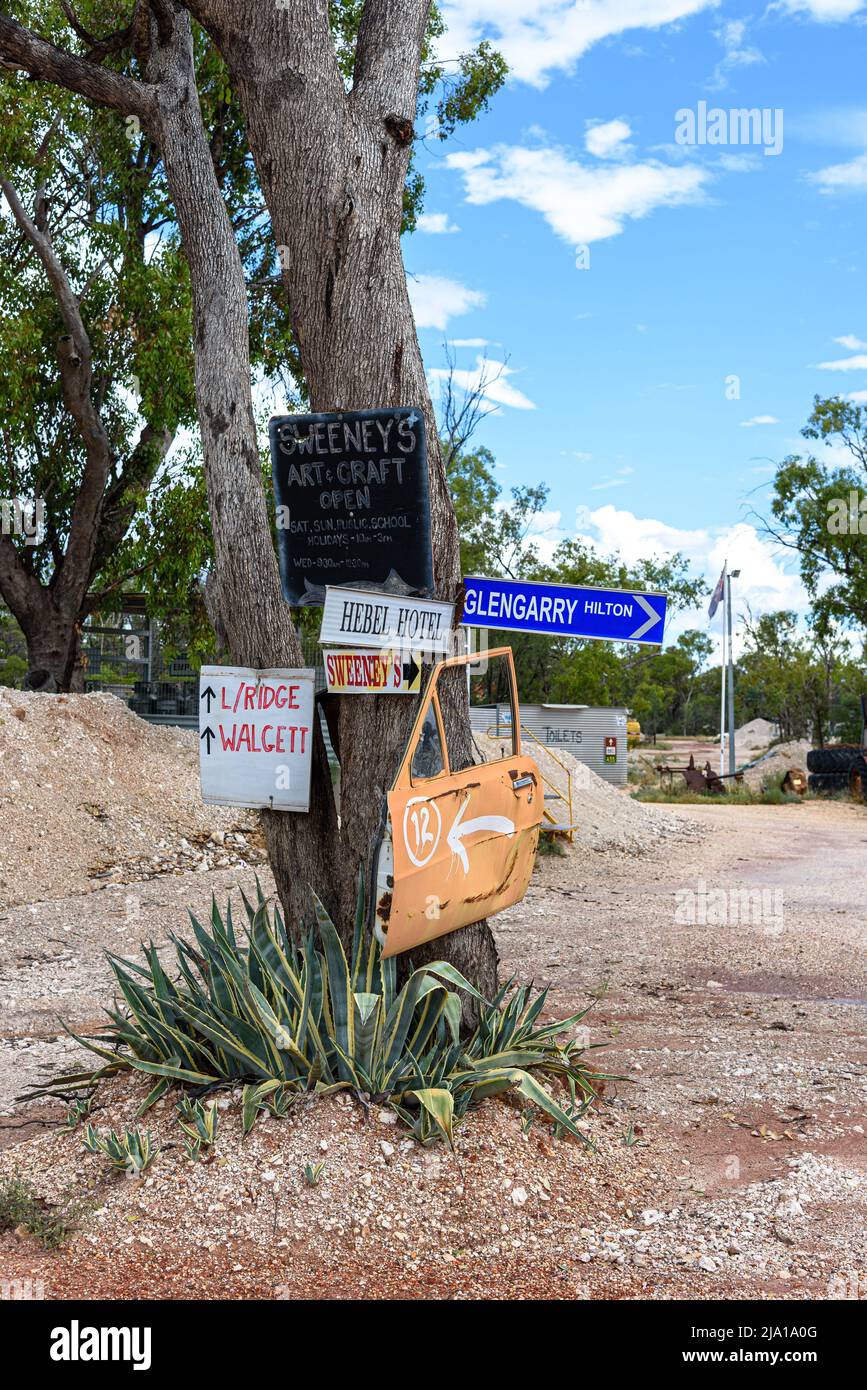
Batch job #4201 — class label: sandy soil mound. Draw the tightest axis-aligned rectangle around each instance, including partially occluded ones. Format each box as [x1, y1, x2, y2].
[473, 731, 702, 852]
[742, 738, 812, 789]
[734, 717, 778, 754]
[4, 1064, 861, 1300]
[0, 1073, 641, 1299]
[0, 689, 263, 908]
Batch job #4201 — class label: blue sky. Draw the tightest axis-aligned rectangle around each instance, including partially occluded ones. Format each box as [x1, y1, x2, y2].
[403, 0, 867, 649]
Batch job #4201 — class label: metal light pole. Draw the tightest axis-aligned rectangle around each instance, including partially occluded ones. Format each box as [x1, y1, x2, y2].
[726, 568, 740, 776]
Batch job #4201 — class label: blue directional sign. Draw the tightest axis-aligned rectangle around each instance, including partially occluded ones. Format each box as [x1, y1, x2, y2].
[460, 576, 667, 645]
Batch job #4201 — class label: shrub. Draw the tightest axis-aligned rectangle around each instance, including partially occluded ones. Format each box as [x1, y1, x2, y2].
[39, 883, 603, 1148]
[0, 1174, 86, 1248]
[63, 1096, 93, 1129]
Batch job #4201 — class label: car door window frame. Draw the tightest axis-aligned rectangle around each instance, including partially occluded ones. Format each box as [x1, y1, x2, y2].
[400, 647, 522, 789]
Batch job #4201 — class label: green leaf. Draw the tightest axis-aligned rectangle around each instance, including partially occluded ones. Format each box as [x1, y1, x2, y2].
[407, 1087, 455, 1148]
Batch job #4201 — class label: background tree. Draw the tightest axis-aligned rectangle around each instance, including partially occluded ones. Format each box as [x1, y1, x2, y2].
[763, 395, 867, 636]
[0, 1, 294, 689]
[737, 608, 862, 745]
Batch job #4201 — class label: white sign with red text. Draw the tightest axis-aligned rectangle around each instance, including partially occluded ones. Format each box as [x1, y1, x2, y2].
[198, 666, 315, 811]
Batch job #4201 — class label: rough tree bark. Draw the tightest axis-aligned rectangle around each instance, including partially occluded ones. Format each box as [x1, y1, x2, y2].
[0, 3, 499, 999]
[145, 13, 342, 929]
[183, 0, 498, 994]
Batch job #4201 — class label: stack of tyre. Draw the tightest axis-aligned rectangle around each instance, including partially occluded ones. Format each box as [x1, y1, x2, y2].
[807, 745, 867, 799]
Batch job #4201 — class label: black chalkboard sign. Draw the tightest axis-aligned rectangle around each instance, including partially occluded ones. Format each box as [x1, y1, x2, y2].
[269, 408, 434, 606]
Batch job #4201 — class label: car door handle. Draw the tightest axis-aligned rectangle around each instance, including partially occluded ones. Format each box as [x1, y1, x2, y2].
[512, 775, 534, 790]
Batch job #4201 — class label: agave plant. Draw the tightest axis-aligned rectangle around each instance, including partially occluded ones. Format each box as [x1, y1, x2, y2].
[177, 1098, 219, 1161]
[63, 1095, 93, 1130]
[39, 881, 604, 1147]
[83, 1124, 157, 1176]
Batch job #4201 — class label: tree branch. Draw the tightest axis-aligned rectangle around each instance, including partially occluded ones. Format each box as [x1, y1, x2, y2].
[0, 14, 158, 128]
[0, 531, 42, 623]
[0, 175, 115, 610]
[88, 423, 175, 584]
[0, 177, 90, 364]
[352, 0, 430, 116]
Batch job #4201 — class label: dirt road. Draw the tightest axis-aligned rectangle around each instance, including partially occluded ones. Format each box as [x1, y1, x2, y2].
[500, 798, 867, 1295]
[1, 798, 864, 1299]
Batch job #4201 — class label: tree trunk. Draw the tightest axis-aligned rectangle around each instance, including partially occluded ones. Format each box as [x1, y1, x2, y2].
[199, 2, 499, 997]
[147, 14, 342, 931]
[10, 593, 81, 692]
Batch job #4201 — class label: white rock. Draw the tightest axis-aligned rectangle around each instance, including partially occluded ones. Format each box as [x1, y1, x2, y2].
[511, 1186, 528, 1206]
[775, 1196, 804, 1219]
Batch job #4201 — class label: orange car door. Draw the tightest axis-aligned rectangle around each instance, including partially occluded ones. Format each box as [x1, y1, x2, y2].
[376, 648, 542, 959]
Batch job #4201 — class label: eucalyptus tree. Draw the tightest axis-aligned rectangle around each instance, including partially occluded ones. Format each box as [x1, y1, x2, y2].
[0, 3, 286, 688]
[0, 1, 506, 995]
[764, 395, 867, 637]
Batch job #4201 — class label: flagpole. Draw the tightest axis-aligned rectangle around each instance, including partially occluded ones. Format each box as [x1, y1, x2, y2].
[719, 561, 727, 777]
[726, 570, 737, 777]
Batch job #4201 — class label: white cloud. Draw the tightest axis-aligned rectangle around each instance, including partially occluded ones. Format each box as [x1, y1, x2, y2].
[590, 465, 635, 488]
[449, 337, 491, 347]
[585, 118, 633, 159]
[846, 390, 867, 401]
[816, 352, 867, 370]
[571, 505, 809, 647]
[708, 18, 765, 90]
[834, 333, 867, 349]
[808, 151, 867, 192]
[428, 355, 536, 411]
[407, 273, 485, 330]
[438, 1, 717, 88]
[790, 106, 867, 148]
[717, 152, 763, 172]
[445, 143, 710, 246]
[775, 1, 865, 19]
[416, 211, 460, 234]
[740, 414, 779, 426]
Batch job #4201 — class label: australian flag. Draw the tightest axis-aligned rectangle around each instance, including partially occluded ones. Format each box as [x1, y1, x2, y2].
[708, 566, 726, 620]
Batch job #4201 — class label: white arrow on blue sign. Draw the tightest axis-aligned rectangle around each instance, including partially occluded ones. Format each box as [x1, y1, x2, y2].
[460, 576, 667, 645]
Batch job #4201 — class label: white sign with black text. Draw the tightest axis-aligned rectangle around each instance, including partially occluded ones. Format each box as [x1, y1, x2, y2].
[319, 586, 454, 654]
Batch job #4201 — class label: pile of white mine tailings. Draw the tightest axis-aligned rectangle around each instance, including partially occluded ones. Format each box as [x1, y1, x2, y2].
[0, 688, 263, 908]
[742, 738, 813, 789]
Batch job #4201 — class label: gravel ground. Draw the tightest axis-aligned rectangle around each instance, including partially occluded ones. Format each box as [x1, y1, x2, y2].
[1, 793, 864, 1300]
